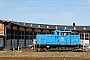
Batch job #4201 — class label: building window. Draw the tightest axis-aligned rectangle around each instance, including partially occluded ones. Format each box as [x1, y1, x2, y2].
[15, 35, 17, 39]
[12, 35, 14, 39]
[19, 36, 22, 39]
[15, 30, 17, 34]
[7, 35, 11, 39]
[22, 30, 24, 35]
[80, 33, 89, 40]
[85, 33, 89, 40]
[7, 28, 11, 34]
[19, 31, 22, 35]
[30, 32, 32, 35]
[80, 33, 84, 40]
[22, 35, 24, 39]
[26, 36, 29, 39]
[12, 30, 14, 34]
[34, 32, 37, 35]
[26, 31, 29, 35]
[34, 36, 36, 39]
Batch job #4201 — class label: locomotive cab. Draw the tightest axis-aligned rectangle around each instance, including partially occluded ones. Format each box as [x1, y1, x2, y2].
[54, 29, 72, 36]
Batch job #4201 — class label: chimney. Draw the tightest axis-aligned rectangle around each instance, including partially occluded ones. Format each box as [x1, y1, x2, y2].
[73, 22, 75, 26]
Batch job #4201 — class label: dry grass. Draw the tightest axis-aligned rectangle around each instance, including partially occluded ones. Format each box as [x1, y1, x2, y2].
[0, 51, 90, 58]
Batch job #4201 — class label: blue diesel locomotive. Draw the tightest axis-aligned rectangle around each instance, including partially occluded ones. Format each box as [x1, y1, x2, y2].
[35, 29, 83, 51]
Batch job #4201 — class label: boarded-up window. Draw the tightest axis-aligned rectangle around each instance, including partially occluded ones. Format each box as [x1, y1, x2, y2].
[0, 23, 4, 35]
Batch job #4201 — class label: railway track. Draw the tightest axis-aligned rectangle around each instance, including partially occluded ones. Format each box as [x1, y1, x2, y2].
[21, 48, 90, 52]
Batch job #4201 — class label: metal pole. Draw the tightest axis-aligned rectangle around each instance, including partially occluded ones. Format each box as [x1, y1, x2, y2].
[5, 20, 13, 47]
[5, 26, 6, 47]
[83, 33, 85, 49]
[5, 24, 11, 47]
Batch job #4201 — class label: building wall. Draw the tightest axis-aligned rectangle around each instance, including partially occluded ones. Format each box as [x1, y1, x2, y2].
[5, 24, 90, 49]
[6, 25, 54, 48]
[0, 22, 4, 35]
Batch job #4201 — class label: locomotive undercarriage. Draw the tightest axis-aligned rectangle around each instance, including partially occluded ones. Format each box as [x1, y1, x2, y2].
[35, 44, 83, 52]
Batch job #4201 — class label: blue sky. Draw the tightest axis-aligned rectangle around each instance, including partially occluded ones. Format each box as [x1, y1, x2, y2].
[0, 0, 90, 26]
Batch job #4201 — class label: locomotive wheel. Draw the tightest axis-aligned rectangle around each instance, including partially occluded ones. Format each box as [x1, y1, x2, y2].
[38, 48, 41, 52]
[36, 48, 38, 52]
[72, 48, 77, 52]
[44, 48, 48, 52]
[40, 48, 43, 52]
[72, 48, 74, 52]
[36, 48, 41, 52]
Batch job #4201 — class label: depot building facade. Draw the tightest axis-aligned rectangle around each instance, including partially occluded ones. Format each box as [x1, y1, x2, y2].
[0, 20, 90, 49]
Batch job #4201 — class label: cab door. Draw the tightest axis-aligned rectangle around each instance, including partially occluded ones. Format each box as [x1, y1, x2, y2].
[55, 36, 59, 44]
[59, 36, 66, 44]
[66, 35, 71, 45]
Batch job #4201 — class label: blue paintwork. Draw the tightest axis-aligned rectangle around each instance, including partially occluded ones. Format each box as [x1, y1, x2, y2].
[36, 29, 80, 45]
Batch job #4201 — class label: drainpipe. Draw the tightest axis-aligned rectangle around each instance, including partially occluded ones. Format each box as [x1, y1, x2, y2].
[5, 20, 13, 47]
